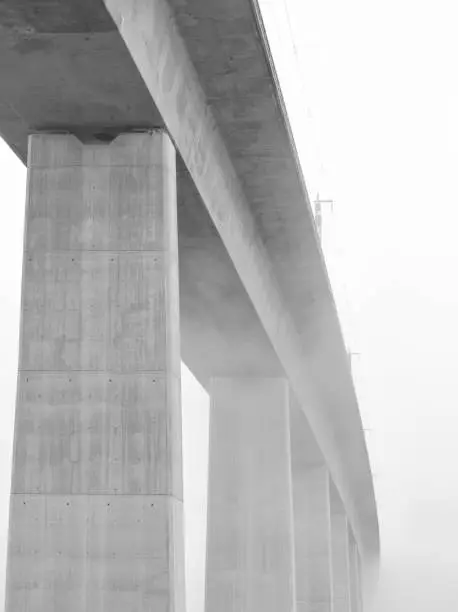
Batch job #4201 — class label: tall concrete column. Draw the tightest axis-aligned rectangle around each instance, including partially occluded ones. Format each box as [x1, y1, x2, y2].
[349, 536, 362, 612]
[292, 463, 333, 612]
[5, 132, 185, 612]
[330, 510, 351, 612]
[205, 378, 296, 612]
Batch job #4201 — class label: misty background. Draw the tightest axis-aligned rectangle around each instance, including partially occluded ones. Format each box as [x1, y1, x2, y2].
[1, 0, 458, 610]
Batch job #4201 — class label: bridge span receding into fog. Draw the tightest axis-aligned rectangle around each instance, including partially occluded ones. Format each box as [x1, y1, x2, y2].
[0, 0, 378, 610]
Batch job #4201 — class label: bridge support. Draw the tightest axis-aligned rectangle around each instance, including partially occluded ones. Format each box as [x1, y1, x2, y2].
[330, 511, 352, 612]
[349, 536, 363, 612]
[205, 377, 296, 612]
[292, 463, 333, 612]
[5, 132, 185, 612]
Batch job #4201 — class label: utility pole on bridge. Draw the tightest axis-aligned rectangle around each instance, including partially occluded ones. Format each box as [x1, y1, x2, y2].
[313, 192, 334, 242]
[347, 349, 361, 374]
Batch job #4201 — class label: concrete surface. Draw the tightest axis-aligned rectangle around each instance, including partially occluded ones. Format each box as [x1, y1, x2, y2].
[349, 534, 362, 612]
[205, 378, 296, 612]
[292, 464, 333, 612]
[330, 487, 352, 612]
[5, 132, 186, 611]
[0, 0, 379, 567]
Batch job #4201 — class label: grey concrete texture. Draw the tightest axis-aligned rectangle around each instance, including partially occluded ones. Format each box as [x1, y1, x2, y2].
[205, 378, 296, 612]
[0, 0, 379, 568]
[5, 133, 185, 612]
[293, 464, 334, 612]
[349, 534, 363, 612]
[330, 508, 352, 612]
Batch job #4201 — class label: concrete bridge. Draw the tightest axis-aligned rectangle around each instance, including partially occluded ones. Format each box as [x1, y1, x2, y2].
[0, 0, 379, 610]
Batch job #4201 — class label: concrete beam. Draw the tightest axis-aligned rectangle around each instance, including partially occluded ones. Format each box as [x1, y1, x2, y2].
[205, 378, 296, 612]
[102, 0, 377, 564]
[5, 132, 185, 612]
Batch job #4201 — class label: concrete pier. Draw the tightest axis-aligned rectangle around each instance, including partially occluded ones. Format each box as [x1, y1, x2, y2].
[205, 378, 296, 612]
[293, 463, 333, 612]
[349, 535, 362, 612]
[330, 508, 352, 612]
[5, 132, 185, 612]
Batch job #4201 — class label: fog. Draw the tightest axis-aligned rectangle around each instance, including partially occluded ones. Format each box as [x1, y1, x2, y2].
[2, 0, 458, 610]
[259, 0, 458, 609]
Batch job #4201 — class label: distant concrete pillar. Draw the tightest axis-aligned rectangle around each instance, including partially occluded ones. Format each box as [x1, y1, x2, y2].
[5, 132, 185, 612]
[330, 511, 352, 612]
[205, 378, 296, 612]
[292, 463, 333, 612]
[349, 536, 362, 612]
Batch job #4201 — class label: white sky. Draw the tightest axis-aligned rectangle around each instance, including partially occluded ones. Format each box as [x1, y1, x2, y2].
[1, 0, 458, 610]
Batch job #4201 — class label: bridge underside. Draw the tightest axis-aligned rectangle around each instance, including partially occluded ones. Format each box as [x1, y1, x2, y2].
[0, 0, 290, 383]
[0, 0, 379, 609]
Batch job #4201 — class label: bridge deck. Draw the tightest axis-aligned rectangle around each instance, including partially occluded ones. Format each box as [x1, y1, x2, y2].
[0, 0, 379, 563]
